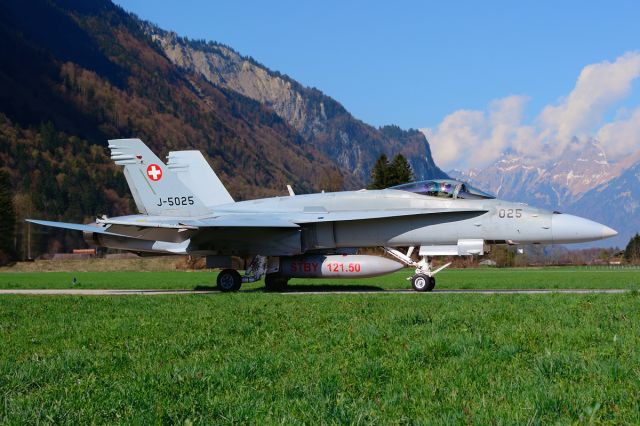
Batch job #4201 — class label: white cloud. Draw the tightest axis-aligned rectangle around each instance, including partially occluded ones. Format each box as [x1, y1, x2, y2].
[597, 106, 640, 159]
[423, 109, 485, 169]
[423, 51, 640, 170]
[423, 96, 528, 170]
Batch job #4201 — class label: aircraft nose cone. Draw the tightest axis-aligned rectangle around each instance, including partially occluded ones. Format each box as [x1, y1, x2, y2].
[601, 225, 618, 239]
[552, 214, 618, 243]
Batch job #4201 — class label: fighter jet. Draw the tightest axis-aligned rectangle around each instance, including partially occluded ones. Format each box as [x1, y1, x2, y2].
[28, 139, 618, 292]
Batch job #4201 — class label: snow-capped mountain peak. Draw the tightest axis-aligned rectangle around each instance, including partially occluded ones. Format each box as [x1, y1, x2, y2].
[450, 138, 640, 247]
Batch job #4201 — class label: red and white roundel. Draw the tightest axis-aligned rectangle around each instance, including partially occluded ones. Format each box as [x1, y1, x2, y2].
[146, 164, 163, 181]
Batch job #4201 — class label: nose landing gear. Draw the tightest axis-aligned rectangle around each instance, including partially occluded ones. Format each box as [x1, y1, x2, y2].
[411, 274, 435, 292]
[383, 247, 451, 292]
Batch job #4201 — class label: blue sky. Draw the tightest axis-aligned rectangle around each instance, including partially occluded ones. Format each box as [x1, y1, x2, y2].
[115, 0, 640, 169]
[115, 0, 640, 129]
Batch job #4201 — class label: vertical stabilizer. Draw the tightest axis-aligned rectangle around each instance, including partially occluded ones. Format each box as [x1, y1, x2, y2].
[167, 150, 234, 207]
[108, 139, 210, 217]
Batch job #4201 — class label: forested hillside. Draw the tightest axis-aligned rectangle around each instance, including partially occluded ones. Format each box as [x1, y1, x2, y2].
[0, 0, 448, 260]
[0, 0, 346, 258]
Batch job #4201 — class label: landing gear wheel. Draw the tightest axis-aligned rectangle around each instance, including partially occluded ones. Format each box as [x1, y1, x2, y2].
[412, 274, 436, 292]
[217, 269, 242, 292]
[264, 274, 289, 292]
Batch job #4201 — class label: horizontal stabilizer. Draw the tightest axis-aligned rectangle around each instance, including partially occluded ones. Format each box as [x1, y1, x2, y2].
[26, 219, 125, 236]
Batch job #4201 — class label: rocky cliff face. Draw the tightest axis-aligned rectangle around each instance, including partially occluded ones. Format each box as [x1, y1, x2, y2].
[148, 35, 322, 135]
[143, 25, 447, 184]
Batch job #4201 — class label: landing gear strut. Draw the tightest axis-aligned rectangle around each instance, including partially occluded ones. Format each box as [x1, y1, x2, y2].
[383, 247, 451, 292]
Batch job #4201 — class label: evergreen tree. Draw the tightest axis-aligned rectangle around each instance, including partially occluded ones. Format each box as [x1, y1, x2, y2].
[388, 154, 414, 186]
[0, 170, 15, 265]
[624, 233, 640, 264]
[369, 154, 390, 189]
[368, 153, 415, 189]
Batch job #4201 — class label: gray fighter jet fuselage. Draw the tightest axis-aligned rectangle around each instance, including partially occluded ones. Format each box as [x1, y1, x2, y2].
[29, 139, 618, 292]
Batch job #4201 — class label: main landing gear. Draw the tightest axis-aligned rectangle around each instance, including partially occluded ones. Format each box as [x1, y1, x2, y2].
[264, 273, 290, 292]
[383, 247, 451, 292]
[216, 255, 278, 292]
[216, 269, 242, 292]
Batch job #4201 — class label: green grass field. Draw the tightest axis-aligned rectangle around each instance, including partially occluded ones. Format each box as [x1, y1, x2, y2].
[0, 267, 638, 290]
[1, 268, 640, 423]
[1, 293, 639, 424]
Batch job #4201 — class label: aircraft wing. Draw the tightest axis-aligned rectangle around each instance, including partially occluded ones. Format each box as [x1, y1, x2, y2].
[99, 215, 300, 229]
[28, 208, 485, 244]
[182, 215, 299, 228]
[30, 208, 484, 234]
[27, 215, 300, 247]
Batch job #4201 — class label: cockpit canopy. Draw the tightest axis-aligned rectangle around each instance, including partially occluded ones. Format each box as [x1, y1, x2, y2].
[390, 179, 495, 200]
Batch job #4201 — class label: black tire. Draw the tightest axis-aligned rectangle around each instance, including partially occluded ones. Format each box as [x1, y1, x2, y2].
[217, 269, 242, 292]
[427, 276, 436, 291]
[412, 274, 435, 292]
[264, 274, 289, 292]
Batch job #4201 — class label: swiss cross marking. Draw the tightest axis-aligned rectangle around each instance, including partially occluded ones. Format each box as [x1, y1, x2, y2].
[146, 164, 163, 181]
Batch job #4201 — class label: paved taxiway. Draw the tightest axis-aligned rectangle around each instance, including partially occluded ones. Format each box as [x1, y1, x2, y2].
[0, 288, 632, 296]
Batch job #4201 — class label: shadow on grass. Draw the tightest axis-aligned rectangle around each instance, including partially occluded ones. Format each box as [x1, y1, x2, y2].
[278, 284, 386, 292]
[193, 285, 218, 291]
[194, 284, 388, 293]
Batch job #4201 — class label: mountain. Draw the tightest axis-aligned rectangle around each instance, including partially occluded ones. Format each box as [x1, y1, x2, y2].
[450, 156, 567, 210]
[0, 0, 445, 258]
[0, 0, 351, 198]
[451, 139, 615, 210]
[568, 161, 640, 248]
[142, 25, 447, 183]
[451, 139, 640, 247]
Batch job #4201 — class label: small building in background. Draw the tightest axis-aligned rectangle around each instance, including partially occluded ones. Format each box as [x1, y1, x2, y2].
[51, 248, 97, 260]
